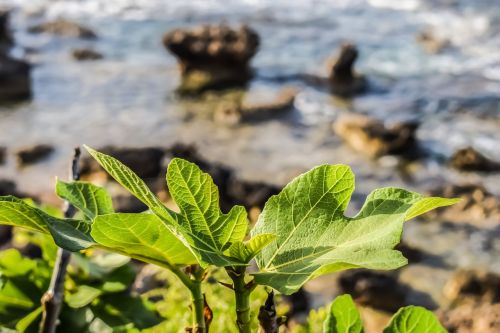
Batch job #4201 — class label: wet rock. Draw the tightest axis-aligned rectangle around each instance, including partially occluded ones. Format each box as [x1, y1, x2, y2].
[0, 55, 31, 101]
[444, 270, 500, 304]
[416, 30, 451, 54]
[338, 269, 407, 312]
[0, 9, 12, 52]
[449, 147, 500, 172]
[333, 114, 419, 158]
[80, 146, 165, 180]
[439, 301, 500, 333]
[16, 144, 54, 165]
[0, 146, 5, 165]
[163, 24, 259, 93]
[71, 47, 103, 61]
[427, 184, 500, 226]
[214, 87, 297, 125]
[328, 43, 367, 97]
[28, 19, 97, 39]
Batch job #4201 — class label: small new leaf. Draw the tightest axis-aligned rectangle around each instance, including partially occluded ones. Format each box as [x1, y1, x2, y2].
[56, 180, 114, 219]
[324, 294, 363, 333]
[226, 234, 276, 263]
[251, 165, 458, 294]
[383, 306, 447, 333]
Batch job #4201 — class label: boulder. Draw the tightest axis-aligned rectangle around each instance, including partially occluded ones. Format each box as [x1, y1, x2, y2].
[0, 146, 5, 165]
[214, 87, 297, 125]
[444, 270, 500, 304]
[439, 301, 500, 333]
[28, 19, 97, 39]
[16, 144, 54, 165]
[426, 184, 500, 226]
[163, 24, 259, 93]
[71, 47, 103, 61]
[416, 30, 450, 54]
[328, 43, 367, 97]
[333, 114, 419, 158]
[449, 147, 500, 172]
[338, 269, 407, 312]
[80, 146, 165, 180]
[0, 54, 31, 101]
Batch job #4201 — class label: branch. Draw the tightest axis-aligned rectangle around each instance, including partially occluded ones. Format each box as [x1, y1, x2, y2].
[39, 147, 81, 333]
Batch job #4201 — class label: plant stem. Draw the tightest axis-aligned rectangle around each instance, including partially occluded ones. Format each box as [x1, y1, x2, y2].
[40, 147, 81, 333]
[227, 266, 255, 333]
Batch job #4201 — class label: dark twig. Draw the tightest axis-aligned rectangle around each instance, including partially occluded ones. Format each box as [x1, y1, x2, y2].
[258, 291, 286, 333]
[39, 147, 81, 333]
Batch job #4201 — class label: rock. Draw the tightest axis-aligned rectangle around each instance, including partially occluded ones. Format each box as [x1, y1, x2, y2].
[416, 30, 450, 54]
[0, 55, 31, 101]
[28, 19, 97, 39]
[0, 9, 12, 52]
[444, 270, 500, 304]
[113, 194, 148, 213]
[80, 146, 165, 180]
[449, 147, 500, 172]
[328, 43, 367, 97]
[439, 301, 500, 333]
[163, 24, 259, 93]
[16, 144, 54, 165]
[426, 184, 500, 226]
[214, 87, 297, 124]
[0, 179, 17, 196]
[333, 114, 419, 158]
[0, 146, 6, 165]
[71, 48, 103, 61]
[338, 269, 407, 312]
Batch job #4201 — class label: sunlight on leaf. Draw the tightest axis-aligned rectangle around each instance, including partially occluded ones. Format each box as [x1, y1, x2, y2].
[324, 294, 363, 333]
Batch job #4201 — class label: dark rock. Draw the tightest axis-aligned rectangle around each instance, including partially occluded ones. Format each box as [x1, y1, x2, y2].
[416, 30, 450, 54]
[395, 242, 423, 264]
[16, 144, 54, 165]
[0, 225, 12, 247]
[333, 114, 419, 158]
[338, 269, 407, 312]
[0, 54, 31, 101]
[426, 184, 500, 226]
[113, 194, 148, 213]
[328, 43, 367, 97]
[439, 301, 500, 333]
[0, 9, 12, 52]
[80, 146, 165, 180]
[163, 24, 259, 93]
[444, 270, 500, 304]
[0, 146, 6, 165]
[449, 147, 500, 172]
[28, 19, 97, 39]
[71, 48, 103, 61]
[0, 179, 18, 196]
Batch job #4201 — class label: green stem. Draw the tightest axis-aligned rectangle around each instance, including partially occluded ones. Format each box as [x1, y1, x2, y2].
[189, 278, 206, 333]
[227, 266, 255, 333]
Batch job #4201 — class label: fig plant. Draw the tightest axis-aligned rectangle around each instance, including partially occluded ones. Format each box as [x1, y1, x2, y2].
[0, 145, 458, 332]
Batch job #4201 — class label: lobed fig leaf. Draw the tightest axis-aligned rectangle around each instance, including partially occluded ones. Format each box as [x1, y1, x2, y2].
[251, 165, 459, 294]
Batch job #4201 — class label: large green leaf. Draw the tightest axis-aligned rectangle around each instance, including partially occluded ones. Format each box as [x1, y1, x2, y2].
[85, 146, 249, 267]
[166, 158, 248, 266]
[251, 165, 459, 294]
[383, 306, 447, 333]
[324, 294, 364, 333]
[91, 213, 197, 267]
[56, 180, 114, 219]
[0, 197, 95, 251]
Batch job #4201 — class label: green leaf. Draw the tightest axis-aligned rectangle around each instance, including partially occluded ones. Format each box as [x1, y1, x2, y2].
[383, 306, 447, 333]
[84, 145, 174, 223]
[15, 307, 42, 333]
[251, 165, 458, 294]
[226, 234, 276, 263]
[66, 285, 102, 308]
[91, 213, 197, 267]
[324, 294, 363, 333]
[56, 180, 114, 219]
[0, 197, 95, 251]
[166, 158, 248, 266]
